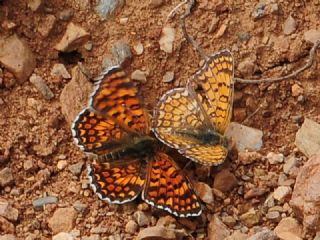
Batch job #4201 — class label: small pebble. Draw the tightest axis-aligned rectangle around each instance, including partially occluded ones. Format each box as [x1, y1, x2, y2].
[133, 42, 144, 55]
[29, 74, 54, 100]
[33, 196, 58, 210]
[131, 70, 147, 83]
[162, 71, 174, 83]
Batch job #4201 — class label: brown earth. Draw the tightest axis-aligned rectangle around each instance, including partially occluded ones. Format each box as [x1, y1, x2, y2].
[0, 0, 320, 239]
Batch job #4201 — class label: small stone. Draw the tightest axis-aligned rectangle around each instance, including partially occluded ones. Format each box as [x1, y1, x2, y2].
[291, 84, 304, 97]
[58, 9, 74, 21]
[57, 160, 68, 170]
[55, 22, 90, 52]
[283, 156, 298, 174]
[162, 71, 174, 83]
[111, 42, 132, 65]
[273, 186, 292, 202]
[82, 235, 100, 240]
[274, 217, 303, 240]
[267, 152, 284, 164]
[238, 58, 255, 76]
[136, 226, 176, 240]
[0, 168, 13, 187]
[37, 14, 56, 37]
[73, 200, 87, 213]
[131, 70, 147, 83]
[60, 66, 92, 124]
[194, 182, 214, 204]
[304, 29, 320, 44]
[134, 210, 150, 227]
[95, 0, 124, 18]
[149, 0, 164, 8]
[125, 220, 138, 234]
[48, 207, 77, 234]
[239, 209, 261, 227]
[233, 108, 247, 122]
[252, 2, 266, 19]
[244, 187, 268, 199]
[213, 169, 237, 192]
[222, 215, 237, 227]
[33, 196, 58, 210]
[30, 74, 54, 100]
[238, 32, 251, 42]
[225, 231, 248, 240]
[133, 42, 144, 55]
[0, 235, 16, 240]
[159, 27, 175, 53]
[68, 161, 84, 176]
[215, 23, 228, 38]
[119, 17, 128, 24]
[52, 232, 74, 240]
[208, 17, 219, 33]
[0, 34, 36, 83]
[270, 3, 280, 14]
[225, 122, 263, 152]
[283, 15, 297, 35]
[28, 0, 43, 11]
[295, 118, 320, 157]
[51, 64, 71, 79]
[0, 199, 19, 222]
[0, 216, 15, 234]
[238, 151, 262, 165]
[248, 229, 277, 240]
[208, 215, 230, 240]
[266, 211, 281, 222]
[84, 42, 93, 51]
[156, 215, 176, 227]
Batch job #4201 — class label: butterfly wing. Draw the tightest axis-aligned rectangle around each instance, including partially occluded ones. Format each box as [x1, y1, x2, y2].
[89, 66, 149, 135]
[142, 152, 202, 217]
[189, 49, 234, 134]
[152, 87, 204, 149]
[71, 108, 128, 155]
[88, 159, 146, 204]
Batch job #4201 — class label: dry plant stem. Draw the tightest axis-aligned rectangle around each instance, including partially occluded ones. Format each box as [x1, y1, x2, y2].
[179, 1, 320, 84]
[166, 0, 188, 22]
[180, 0, 209, 61]
[235, 40, 320, 84]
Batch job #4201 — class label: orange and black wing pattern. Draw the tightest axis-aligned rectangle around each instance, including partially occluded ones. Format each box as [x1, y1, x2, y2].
[88, 159, 146, 204]
[71, 108, 127, 155]
[89, 66, 149, 135]
[142, 152, 202, 217]
[190, 49, 234, 134]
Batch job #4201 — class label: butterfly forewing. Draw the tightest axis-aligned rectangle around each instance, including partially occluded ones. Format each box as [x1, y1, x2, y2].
[90, 66, 149, 134]
[142, 152, 202, 217]
[191, 50, 234, 134]
[88, 159, 146, 204]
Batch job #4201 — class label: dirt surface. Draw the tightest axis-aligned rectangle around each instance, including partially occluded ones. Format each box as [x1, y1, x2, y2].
[1, 0, 320, 239]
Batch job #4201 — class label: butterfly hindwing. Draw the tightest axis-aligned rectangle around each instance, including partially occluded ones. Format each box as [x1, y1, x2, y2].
[89, 66, 149, 134]
[88, 159, 146, 204]
[142, 152, 202, 217]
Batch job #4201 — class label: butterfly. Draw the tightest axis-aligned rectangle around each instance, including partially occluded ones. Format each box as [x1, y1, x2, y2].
[152, 49, 234, 166]
[71, 66, 202, 217]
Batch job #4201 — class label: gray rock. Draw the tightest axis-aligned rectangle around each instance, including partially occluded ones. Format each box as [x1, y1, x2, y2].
[95, 0, 124, 18]
[283, 156, 298, 174]
[111, 41, 132, 65]
[295, 118, 320, 157]
[267, 152, 284, 165]
[68, 161, 84, 176]
[133, 42, 144, 55]
[51, 64, 71, 79]
[0, 168, 13, 187]
[225, 122, 263, 152]
[73, 200, 87, 213]
[29, 74, 54, 100]
[159, 27, 175, 53]
[252, 2, 266, 19]
[0, 34, 36, 83]
[33, 196, 58, 210]
[283, 15, 296, 35]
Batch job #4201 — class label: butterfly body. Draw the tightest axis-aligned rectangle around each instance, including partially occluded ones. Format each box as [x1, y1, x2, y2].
[72, 66, 202, 217]
[177, 129, 227, 146]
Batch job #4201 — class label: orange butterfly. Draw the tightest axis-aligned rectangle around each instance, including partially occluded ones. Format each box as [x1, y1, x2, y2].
[71, 66, 202, 217]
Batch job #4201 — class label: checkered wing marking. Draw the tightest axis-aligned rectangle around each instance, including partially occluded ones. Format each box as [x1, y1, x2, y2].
[90, 66, 149, 134]
[153, 88, 205, 149]
[71, 108, 126, 155]
[190, 49, 234, 134]
[88, 160, 146, 204]
[142, 152, 202, 217]
[179, 144, 228, 166]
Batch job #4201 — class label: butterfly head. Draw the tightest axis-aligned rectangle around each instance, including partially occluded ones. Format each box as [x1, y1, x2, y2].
[132, 136, 157, 156]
